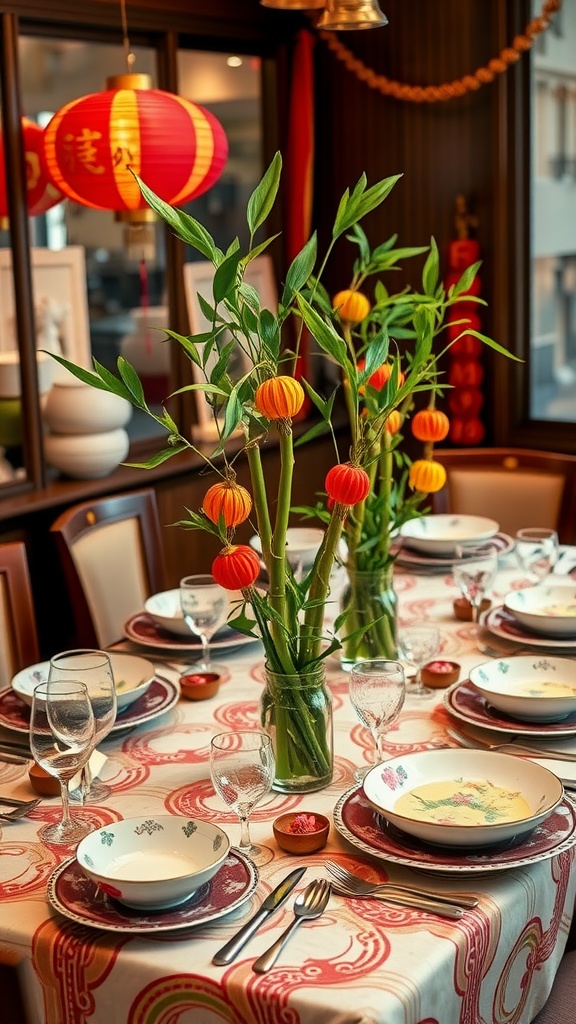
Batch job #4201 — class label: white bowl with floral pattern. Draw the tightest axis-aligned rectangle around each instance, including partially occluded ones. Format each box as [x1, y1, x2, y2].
[504, 585, 576, 637]
[469, 655, 576, 722]
[399, 514, 499, 556]
[76, 816, 230, 910]
[362, 748, 562, 847]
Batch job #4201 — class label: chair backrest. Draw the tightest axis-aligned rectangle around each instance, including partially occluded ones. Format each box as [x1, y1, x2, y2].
[0, 542, 40, 690]
[50, 488, 167, 649]
[432, 448, 576, 544]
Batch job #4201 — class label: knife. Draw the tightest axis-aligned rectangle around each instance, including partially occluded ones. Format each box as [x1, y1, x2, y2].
[212, 866, 306, 965]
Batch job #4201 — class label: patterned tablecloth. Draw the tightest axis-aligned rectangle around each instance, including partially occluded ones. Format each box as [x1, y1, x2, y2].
[1, 552, 575, 1024]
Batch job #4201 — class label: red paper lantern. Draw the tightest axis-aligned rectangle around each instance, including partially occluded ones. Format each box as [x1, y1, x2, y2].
[43, 74, 228, 220]
[0, 117, 64, 221]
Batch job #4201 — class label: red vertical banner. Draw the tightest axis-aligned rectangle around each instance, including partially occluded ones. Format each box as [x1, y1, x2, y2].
[284, 28, 315, 412]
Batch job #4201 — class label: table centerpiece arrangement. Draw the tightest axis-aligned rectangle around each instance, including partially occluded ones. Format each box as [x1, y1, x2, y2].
[48, 153, 515, 793]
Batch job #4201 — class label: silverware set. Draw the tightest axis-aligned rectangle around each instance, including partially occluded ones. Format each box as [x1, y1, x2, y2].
[0, 796, 41, 821]
[325, 862, 476, 919]
[252, 879, 332, 974]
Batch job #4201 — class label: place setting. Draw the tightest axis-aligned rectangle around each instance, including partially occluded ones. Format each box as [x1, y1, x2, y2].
[395, 514, 514, 574]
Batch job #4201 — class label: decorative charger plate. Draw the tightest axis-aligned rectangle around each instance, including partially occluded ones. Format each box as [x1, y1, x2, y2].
[334, 786, 576, 875]
[0, 676, 179, 736]
[395, 532, 514, 572]
[124, 613, 261, 654]
[443, 679, 576, 737]
[47, 849, 258, 934]
[481, 605, 576, 650]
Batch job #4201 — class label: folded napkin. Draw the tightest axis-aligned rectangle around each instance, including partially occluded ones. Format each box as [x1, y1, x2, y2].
[70, 748, 108, 795]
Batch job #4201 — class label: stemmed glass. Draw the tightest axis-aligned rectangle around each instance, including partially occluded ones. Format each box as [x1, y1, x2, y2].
[30, 680, 95, 844]
[397, 625, 440, 698]
[180, 574, 229, 673]
[515, 528, 559, 584]
[452, 541, 499, 629]
[210, 731, 275, 862]
[349, 659, 406, 781]
[48, 649, 116, 803]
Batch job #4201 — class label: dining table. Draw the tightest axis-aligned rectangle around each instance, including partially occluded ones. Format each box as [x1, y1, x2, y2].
[1, 541, 576, 1024]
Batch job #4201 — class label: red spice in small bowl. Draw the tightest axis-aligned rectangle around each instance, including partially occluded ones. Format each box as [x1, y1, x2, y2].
[273, 811, 330, 854]
[179, 672, 221, 701]
[421, 660, 460, 689]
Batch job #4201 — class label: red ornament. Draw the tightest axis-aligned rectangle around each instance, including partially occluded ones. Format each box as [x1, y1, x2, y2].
[447, 387, 484, 418]
[446, 238, 480, 270]
[212, 545, 260, 590]
[448, 358, 485, 389]
[325, 463, 370, 506]
[0, 117, 64, 219]
[449, 416, 486, 445]
[43, 74, 228, 218]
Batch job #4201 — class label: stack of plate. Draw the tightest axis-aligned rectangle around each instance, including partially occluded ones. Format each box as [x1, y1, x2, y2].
[396, 514, 511, 573]
[481, 583, 576, 652]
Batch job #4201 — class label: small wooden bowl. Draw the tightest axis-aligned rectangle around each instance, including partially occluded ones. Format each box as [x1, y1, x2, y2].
[453, 597, 491, 622]
[179, 672, 221, 701]
[421, 660, 461, 689]
[273, 812, 330, 855]
[28, 763, 60, 797]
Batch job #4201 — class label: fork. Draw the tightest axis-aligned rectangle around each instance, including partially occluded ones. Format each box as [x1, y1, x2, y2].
[446, 726, 576, 763]
[326, 861, 478, 910]
[252, 879, 331, 973]
[0, 798, 41, 821]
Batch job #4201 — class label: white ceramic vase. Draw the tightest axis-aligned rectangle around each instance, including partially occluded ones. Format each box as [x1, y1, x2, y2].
[44, 428, 130, 479]
[43, 370, 132, 435]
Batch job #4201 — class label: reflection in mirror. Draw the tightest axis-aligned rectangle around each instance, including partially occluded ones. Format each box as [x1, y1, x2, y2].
[1, 36, 263, 463]
[531, 0, 576, 421]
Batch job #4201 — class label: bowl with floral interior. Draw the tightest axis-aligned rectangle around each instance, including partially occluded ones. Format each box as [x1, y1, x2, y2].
[11, 652, 154, 711]
[469, 655, 576, 722]
[76, 815, 230, 910]
[399, 514, 499, 556]
[504, 585, 576, 637]
[362, 748, 563, 848]
[273, 812, 330, 854]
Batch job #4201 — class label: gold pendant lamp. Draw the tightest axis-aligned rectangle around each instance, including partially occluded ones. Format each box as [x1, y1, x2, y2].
[317, 0, 388, 30]
[260, 0, 325, 7]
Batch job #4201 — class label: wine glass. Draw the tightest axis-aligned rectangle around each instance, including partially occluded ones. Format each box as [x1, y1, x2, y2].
[452, 541, 499, 629]
[210, 731, 275, 861]
[515, 527, 559, 584]
[30, 680, 95, 845]
[349, 659, 406, 781]
[180, 574, 229, 673]
[48, 649, 116, 803]
[397, 625, 440, 698]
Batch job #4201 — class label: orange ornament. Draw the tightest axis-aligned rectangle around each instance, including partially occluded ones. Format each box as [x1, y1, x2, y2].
[385, 409, 403, 435]
[202, 480, 252, 528]
[408, 459, 447, 494]
[254, 376, 305, 420]
[212, 545, 260, 590]
[333, 290, 371, 323]
[325, 463, 370, 506]
[411, 409, 450, 443]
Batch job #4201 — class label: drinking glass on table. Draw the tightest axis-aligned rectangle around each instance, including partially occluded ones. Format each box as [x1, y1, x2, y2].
[397, 625, 440, 698]
[452, 541, 499, 629]
[349, 659, 406, 781]
[515, 527, 559, 584]
[210, 730, 274, 862]
[180, 574, 229, 673]
[48, 649, 116, 803]
[30, 680, 95, 844]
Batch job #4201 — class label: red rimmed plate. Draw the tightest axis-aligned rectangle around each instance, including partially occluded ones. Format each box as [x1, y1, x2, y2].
[47, 849, 258, 934]
[482, 605, 576, 650]
[0, 676, 179, 736]
[444, 679, 576, 738]
[334, 786, 576, 875]
[124, 613, 260, 654]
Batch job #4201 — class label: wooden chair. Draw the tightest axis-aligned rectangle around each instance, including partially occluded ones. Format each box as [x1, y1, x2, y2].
[431, 448, 576, 545]
[0, 542, 40, 691]
[50, 488, 167, 649]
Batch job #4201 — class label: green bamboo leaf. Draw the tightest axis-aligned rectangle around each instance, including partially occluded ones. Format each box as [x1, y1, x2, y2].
[213, 251, 243, 304]
[422, 237, 439, 296]
[243, 235, 281, 263]
[117, 356, 147, 407]
[260, 309, 281, 358]
[448, 261, 481, 298]
[246, 152, 282, 235]
[91, 358, 143, 405]
[221, 384, 244, 439]
[295, 294, 348, 365]
[301, 379, 335, 421]
[124, 445, 188, 469]
[280, 234, 317, 308]
[197, 292, 217, 326]
[360, 327, 390, 382]
[463, 330, 524, 361]
[294, 417, 332, 448]
[133, 173, 221, 261]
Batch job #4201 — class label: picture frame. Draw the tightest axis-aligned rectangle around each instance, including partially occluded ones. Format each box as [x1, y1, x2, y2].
[0, 246, 91, 368]
[184, 254, 278, 441]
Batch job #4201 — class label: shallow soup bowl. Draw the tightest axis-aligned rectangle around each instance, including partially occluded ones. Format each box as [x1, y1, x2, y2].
[362, 748, 563, 848]
[399, 514, 499, 556]
[504, 585, 576, 638]
[469, 655, 576, 722]
[76, 815, 230, 910]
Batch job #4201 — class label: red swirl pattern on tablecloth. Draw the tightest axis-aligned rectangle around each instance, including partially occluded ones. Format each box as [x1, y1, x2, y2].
[33, 806, 121, 857]
[0, 841, 57, 898]
[166, 777, 300, 821]
[120, 720, 217, 766]
[212, 700, 260, 730]
[129, 976, 248, 1024]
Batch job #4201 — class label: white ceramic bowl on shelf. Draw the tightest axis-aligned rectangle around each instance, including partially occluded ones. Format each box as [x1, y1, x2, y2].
[399, 514, 499, 556]
[43, 370, 132, 434]
[362, 748, 562, 848]
[504, 585, 576, 637]
[44, 428, 130, 479]
[469, 655, 576, 722]
[76, 815, 230, 910]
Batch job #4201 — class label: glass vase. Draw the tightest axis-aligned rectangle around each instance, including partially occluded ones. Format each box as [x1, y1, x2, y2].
[259, 663, 333, 793]
[338, 565, 398, 670]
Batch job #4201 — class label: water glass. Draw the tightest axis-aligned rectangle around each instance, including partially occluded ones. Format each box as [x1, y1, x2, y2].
[210, 730, 274, 861]
[452, 542, 499, 627]
[397, 625, 440, 698]
[180, 574, 229, 672]
[30, 680, 95, 845]
[515, 527, 559, 584]
[349, 659, 406, 781]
